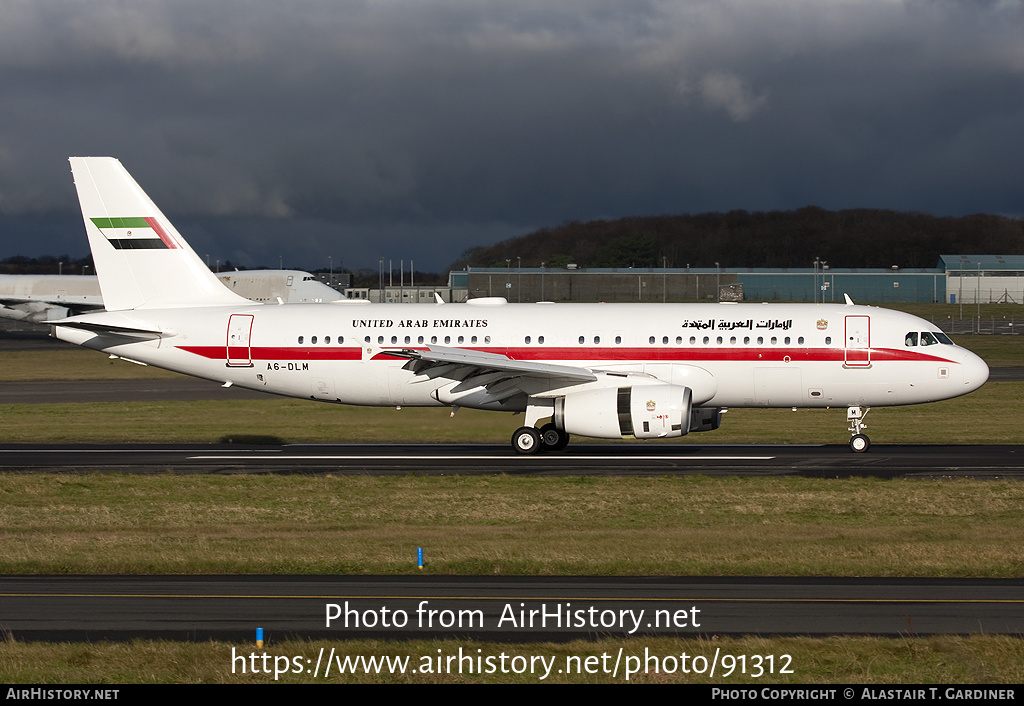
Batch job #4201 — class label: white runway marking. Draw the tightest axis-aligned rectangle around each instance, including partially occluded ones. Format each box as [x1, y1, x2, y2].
[187, 454, 776, 461]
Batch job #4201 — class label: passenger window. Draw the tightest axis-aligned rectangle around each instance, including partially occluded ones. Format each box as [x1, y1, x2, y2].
[649, 336, 656, 344]
[538, 336, 545, 344]
[689, 336, 696, 345]
[579, 336, 585, 344]
[525, 336, 531, 344]
[297, 336, 304, 344]
[905, 332, 918, 347]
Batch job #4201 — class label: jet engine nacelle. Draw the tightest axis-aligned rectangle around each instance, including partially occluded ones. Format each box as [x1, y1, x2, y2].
[555, 384, 692, 439]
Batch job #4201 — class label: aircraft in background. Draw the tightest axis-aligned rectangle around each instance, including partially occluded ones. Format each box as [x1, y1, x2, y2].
[53, 157, 989, 454]
[0, 270, 341, 323]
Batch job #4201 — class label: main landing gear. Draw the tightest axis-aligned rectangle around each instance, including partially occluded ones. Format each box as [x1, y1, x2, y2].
[847, 406, 871, 453]
[512, 423, 570, 455]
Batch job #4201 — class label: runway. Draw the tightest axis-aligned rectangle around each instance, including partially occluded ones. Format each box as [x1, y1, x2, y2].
[2, 575, 1022, 641]
[0, 442, 1022, 477]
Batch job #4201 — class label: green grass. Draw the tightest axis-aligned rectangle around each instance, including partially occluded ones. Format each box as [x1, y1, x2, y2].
[0, 349, 184, 381]
[950, 334, 1024, 367]
[1, 474, 1022, 576]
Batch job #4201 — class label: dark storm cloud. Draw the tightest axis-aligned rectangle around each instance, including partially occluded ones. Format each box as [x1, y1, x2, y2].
[0, 0, 1021, 270]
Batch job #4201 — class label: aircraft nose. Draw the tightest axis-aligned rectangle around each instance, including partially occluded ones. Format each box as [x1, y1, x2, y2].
[962, 350, 989, 392]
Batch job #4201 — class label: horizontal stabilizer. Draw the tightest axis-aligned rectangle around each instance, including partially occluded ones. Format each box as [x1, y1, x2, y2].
[50, 319, 166, 340]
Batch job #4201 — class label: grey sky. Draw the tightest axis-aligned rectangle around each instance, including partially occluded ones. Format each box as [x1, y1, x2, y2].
[1, 0, 1021, 271]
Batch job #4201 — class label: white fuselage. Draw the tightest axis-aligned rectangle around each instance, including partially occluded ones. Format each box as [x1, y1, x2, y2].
[54, 300, 989, 412]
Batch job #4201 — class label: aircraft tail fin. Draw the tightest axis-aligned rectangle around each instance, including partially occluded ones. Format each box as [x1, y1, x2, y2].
[69, 157, 250, 311]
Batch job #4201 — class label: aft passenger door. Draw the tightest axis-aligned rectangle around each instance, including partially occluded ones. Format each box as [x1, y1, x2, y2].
[844, 315, 870, 367]
[226, 314, 254, 367]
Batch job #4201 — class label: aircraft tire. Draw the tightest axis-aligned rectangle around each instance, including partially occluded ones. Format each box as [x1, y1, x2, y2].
[539, 423, 570, 452]
[512, 427, 542, 455]
[849, 434, 870, 453]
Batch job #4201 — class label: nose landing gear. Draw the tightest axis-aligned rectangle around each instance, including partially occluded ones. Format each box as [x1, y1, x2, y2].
[847, 406, 871, 453]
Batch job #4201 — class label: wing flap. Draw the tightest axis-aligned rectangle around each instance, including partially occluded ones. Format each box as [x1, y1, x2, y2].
[384, 345, 597, 383]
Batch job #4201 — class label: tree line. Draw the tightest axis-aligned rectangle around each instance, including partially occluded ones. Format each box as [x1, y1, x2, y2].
[450, 207, 1024, 271]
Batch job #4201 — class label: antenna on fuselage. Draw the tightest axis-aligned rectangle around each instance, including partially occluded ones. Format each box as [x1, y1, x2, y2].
[844, 293, 855, 305]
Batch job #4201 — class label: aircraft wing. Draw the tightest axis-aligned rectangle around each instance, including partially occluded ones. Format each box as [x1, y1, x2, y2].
[383, 345, 598, 383]
[0, 298, 103, 323]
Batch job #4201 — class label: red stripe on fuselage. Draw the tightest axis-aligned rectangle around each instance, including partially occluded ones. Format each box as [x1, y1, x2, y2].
[177, 346, 362, 361]
[178, 344, 955, 365]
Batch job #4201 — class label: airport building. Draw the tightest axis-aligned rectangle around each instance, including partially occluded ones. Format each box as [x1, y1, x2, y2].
[939, 255, 1024, 305]
[444, 255, 1024, 305]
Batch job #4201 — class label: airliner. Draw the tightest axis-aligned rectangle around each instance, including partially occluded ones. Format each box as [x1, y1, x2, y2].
[0, 269, 340, 323]
[53, 157, 989, 454]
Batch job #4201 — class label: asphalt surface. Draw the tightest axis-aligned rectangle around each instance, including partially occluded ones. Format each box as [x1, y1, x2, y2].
[2, 575, 1022, 641]
[1, 442, 1022, 477]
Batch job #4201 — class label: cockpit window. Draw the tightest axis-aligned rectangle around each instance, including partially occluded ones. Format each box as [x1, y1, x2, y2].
[907, 331, 954, 347]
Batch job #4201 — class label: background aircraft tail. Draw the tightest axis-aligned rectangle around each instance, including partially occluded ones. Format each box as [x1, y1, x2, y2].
[69, 157, 250, 311]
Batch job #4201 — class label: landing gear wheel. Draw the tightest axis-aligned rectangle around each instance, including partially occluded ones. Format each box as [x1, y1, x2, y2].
[539, 423, 570, 452]
[850, 433, 870, 453]
[512, 426, 542, 455]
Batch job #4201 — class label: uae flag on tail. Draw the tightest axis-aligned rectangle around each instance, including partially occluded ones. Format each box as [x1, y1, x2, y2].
[91, 217, 180, 250]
